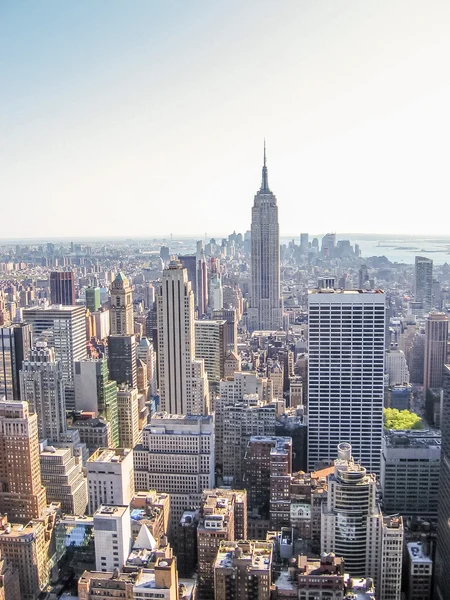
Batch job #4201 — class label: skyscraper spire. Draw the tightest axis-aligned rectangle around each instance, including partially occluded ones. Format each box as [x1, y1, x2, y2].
[261, 139, 269, 191]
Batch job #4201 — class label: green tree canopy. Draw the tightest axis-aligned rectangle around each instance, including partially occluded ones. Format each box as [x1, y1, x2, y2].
[384, 408, 423, 430]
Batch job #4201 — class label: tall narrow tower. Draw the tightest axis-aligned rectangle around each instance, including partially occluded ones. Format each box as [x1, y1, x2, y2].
[415, 256, 433, 311]
[109, 272, 134, 335]
[248, 143, 283, 331]
[157, 260, 209, 415]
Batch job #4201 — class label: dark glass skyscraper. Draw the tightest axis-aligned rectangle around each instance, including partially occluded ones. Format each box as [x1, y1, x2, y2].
[0, 324, 32, 400]
[50, 271, 76, 305]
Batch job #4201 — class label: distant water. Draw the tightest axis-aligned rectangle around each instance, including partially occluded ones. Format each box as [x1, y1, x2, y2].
[282, 234, 450, 265]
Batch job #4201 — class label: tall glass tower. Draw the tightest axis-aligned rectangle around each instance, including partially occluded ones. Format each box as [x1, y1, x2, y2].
[248, 143, 283, 332]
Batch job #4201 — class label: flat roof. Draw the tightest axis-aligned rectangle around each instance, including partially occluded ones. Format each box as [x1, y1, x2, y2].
[407, 542, 432, 563]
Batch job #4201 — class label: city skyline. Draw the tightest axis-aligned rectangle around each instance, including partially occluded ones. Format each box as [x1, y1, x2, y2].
[2, 1, 450, 238]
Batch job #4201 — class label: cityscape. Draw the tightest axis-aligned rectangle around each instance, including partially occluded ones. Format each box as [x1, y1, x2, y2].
[2, 1, 450, 600]
[0, 147, 449, 600]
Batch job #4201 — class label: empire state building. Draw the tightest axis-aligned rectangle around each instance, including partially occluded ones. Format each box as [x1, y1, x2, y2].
[248, 144, 283, 331]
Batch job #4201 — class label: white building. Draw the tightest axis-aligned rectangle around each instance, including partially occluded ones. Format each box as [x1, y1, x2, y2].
[92, 309, 110, 339]
[93, 505, 131, 572]
[23, 304, 87, 410]
[137, 337, 157, 395]
[322, 443, 403, 600]
[386, 345, 410, 386]
[248, 144, 283, 331]
[157, 260, 209, 415]
[133, 413, 214, 527]
[406, 541, 433, 600]
[20, 341, 66, 442]
[87, 447, 135, 515]
[308, 289, 386, 474]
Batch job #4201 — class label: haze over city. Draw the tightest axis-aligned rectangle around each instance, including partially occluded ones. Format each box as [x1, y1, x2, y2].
[2, 0, 450, 238]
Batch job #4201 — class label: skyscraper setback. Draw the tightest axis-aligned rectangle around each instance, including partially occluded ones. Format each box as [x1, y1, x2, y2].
[157, 260, 209, 415]
[248, 144, 283, 331]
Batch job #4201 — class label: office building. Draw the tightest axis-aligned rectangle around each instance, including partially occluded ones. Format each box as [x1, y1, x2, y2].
[137, 336, 157, 395]
[23, 305, 87, 409]
[308, 289, 386, 474]
[93, 504, 131, 572]
[248, 144, 283, 331]
[415, 257, 433, 311]
[300, 232, 309, 250]
[0, 512, 57, 600]
[0, 399, 46, 522]
[195, 319, 227, 385]
[212, 308, 238, 353]
[157, 260, 209, 415]
[134, 413, 214, 528]
[197, 489, 247, 600]
[87, 447, 135, 515]
[70, 416, 112, 453]
[39, 442, 87, 515]
[222, 401, 277, 486]
[424, 312, 448, 392]
[74, 358, 119, 446]
[50, 270, 76, 305]
[20, 340, 66, 442]
[108, 334, 137, 389]
[435, 365, 450, 599]
[322, 443, 403, 599]
[214, 540, 273, 600]
[92, 308, 110, 339]
[117, 384, 140, 449]
[381, 430, 440, 518]
[406, 541, 433, 600]
[85, 286, 101, 313]
[386, 345, 410, 386]
[176, 510, 199, 577]
[0, 324, 32, 401]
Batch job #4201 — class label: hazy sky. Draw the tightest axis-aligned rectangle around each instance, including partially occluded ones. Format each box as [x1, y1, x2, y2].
[2, 0, 450, 239]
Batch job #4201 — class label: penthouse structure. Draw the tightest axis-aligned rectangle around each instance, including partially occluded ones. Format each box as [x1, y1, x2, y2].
[214, 540, 273, 600]
[134, 413, 214, 528]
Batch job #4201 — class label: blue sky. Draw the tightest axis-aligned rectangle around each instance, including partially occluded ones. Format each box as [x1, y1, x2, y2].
[1, 0, 450, 238]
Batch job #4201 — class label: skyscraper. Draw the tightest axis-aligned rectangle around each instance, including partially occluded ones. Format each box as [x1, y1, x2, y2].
[23, 305, 87, 410]
[424, 312, 448, 393]
[157, 260, 209, 415]
[109, 272, 133, 335]
[308, 289, 386, 474]
[0, 399, 47, 523]
[248, 144, 283, 332]
[435, 364, 450, 599]
[50, 270, 76, 306]
[0, 324, 32, 400]
[108, 334, 137, 391]
[20, 340, 66, 442]
[85, 286, 101, 313]
[415, 256, 433, 311]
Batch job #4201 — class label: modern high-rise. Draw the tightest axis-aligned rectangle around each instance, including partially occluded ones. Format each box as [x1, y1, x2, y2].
[109, 272, 134, 336]
[308, 289, 386, 474]
[87, 447, 135, 515]
[108, 334, 137, 389]
[195, 319, 227, 385]
[50, 270, 76, 305]
[134, 413, 215, 528]
[20, 340, 66, 442]
[424, 312, 448, 392]
[212, 308, 238, 353]
[23, 305, 87, 410]
[116, 384, 140, 449]
[85, 286, 101, 313]
[74, 358, 119, 447]
[0, 324, 32, 400]
[157, 260, 209, 415]
[248, 144, 283, 332]
[93, 505, 131, 572]
[0, 399, 47, 522]
[435, 365, 450, 599]
[322, 443, 403, 599]
[415, 256, 433, 311]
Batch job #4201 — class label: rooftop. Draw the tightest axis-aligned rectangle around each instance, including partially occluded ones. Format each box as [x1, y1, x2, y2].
[384, 429, 441, 448]
[94, 505, 129, 519]
[215, 541, 272, 572]
[407, 541, 432, 564]
[88, 447, 132, 463]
